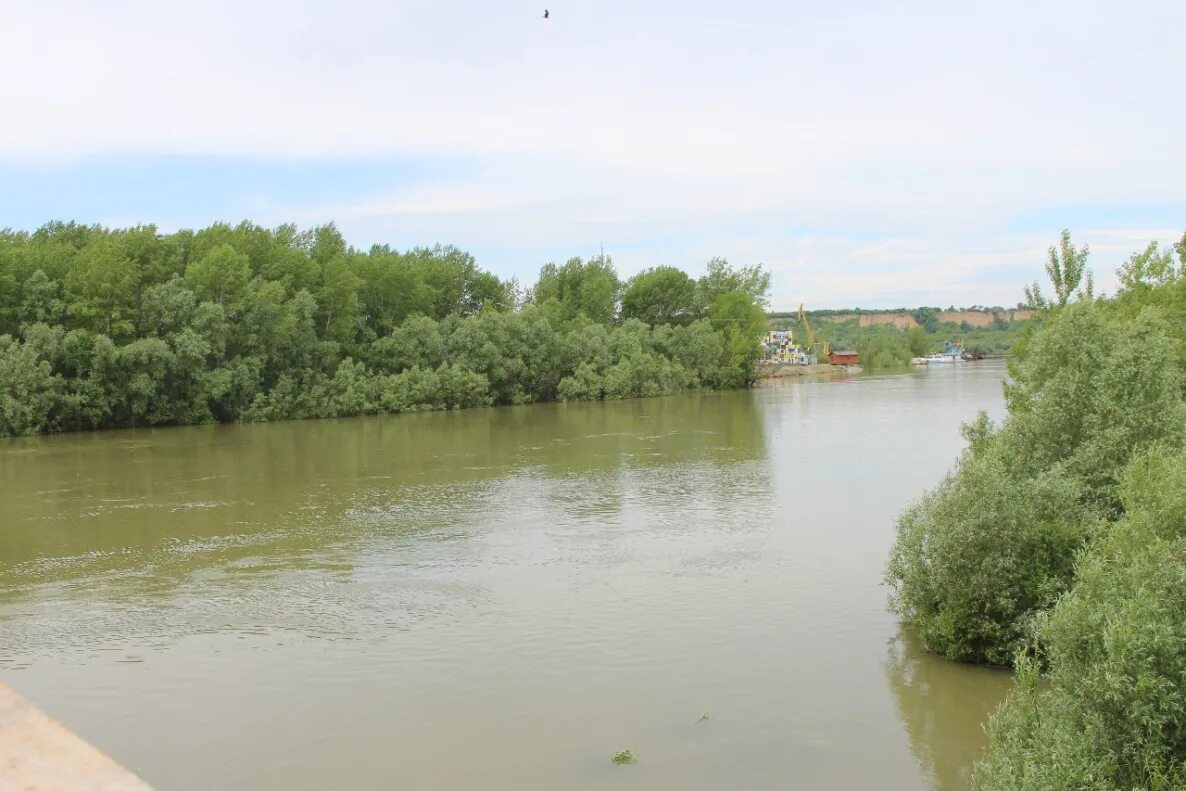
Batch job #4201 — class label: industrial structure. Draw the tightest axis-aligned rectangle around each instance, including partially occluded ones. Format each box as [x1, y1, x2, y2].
[798, 303, 830, 357]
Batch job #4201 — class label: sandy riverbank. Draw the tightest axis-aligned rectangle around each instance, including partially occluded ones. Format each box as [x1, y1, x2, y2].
[755, 363, 861, 384]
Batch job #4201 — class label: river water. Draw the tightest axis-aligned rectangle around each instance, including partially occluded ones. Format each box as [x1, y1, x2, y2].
[0, 363, 1013, 790]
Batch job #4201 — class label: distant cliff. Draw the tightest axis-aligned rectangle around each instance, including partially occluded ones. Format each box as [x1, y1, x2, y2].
[817, 309, 1034, 328]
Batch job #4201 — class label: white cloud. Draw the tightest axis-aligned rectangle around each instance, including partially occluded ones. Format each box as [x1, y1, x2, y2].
[2, 0, 1183, 306]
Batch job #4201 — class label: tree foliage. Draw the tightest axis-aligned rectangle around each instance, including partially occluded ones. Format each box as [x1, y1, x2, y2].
[0, 222, 771, 437]
[887, 232, 1186, 666]
[1025, 229, 1093, 309]
[883, 228, 1186, 788]
[530, 255, 621, 325]
[975, 449, 1186, 790]
[621, 266, 699, 326]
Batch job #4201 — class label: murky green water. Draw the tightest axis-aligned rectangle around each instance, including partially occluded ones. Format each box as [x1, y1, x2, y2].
[1, 364, 1013, 790]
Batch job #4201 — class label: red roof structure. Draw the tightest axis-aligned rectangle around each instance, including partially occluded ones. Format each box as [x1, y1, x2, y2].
[829, 350, 859, 365]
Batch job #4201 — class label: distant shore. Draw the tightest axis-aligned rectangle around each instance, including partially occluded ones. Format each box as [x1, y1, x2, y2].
[756, 363, 858, 383]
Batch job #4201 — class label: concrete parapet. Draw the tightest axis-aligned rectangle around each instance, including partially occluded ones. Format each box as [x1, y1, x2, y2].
[0, 682, 151, 790]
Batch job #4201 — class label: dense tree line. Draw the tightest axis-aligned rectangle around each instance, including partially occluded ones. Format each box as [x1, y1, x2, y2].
[885, 230, 1186, 788]
[0, 222, 769, 437]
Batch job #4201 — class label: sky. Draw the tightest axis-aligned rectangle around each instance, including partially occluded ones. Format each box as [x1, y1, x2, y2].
[1, 0, 1183, 310]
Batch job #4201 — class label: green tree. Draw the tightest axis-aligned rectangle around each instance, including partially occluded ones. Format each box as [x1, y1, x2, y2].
[621, 266, 700, 326]
[1117, 239, 1180, 294]
[1024, 229, 1092, 308]
[975, 449, 1186, 790]
[0, 334, 62, 435]
[531, 255, 621, 325]
[698, 257, 771, 307]
[65, 237, 140, 339]
[907, 325, 930, 357]
[913, 307, 941, 333]
[185, 243, 251, 309]
[316, 255, 361, 346]
[887, 302, 1185, 665]
[708, 290, 766, 386]
[0, 220, 771, 436]
[19, 269, 65, 328]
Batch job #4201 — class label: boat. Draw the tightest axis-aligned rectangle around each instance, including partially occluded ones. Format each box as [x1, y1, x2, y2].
[921, 341, 965, 364]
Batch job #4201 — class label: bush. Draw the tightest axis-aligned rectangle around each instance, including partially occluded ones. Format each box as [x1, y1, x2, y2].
[1002, 303, 1185, 515]
[886, 437, 1092, 665]
[886, 302, 1184, 665]
[859, 333, 913, 369]
[974, 449, 1186, 790]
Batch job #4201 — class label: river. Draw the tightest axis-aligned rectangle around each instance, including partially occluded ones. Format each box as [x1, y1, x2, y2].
[0, 363, 1013, 790]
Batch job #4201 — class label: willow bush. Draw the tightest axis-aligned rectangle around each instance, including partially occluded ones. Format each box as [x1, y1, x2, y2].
[0, 222, 770, 437]
[886, 300, 1184, 665]
[974, 449, 1186, 790]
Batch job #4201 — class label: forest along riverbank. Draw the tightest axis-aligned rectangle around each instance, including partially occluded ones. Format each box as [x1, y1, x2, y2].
[0, 223, 771, 438]
[1, 364, 1009, 790]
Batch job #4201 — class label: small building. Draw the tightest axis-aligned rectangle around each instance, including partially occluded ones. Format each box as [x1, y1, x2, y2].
[829, 350, 859, 366]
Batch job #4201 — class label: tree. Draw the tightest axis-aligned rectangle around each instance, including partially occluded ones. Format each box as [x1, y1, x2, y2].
[19, 269, 65, 328]
[65, 237, 140, 339]
[913, 307, 940, 333]
[185, 243, 251, 309]
[531, 255, 621, 325]
[887, 302, 1186, 664]
[0, 334, 62, 435]
[316, 255, 361, 346]
[1117, 239, 1180, 294]
[698, 257, 770, 307]
[707, 290, 766, 386]
[139, 275, 198, 338]
[907, 325, 930, 356]
[354, 250, 434, 335]
[0, 220, 771, 436]
[621, 266, 700, 326]
[975, 449, 1186, 790]
[1025, 229, 1092, 308]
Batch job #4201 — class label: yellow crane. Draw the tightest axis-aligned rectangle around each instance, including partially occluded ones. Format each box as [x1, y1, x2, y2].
[798, 303, 829, 357]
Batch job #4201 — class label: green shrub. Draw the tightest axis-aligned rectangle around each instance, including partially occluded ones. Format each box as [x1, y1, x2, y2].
[858, 334, 912, 369]
[1002, 303, 1185, 515]
[886, 439, 1092, 665]
[974, 449, 1186, 790]
[886, 301, 1184, 665]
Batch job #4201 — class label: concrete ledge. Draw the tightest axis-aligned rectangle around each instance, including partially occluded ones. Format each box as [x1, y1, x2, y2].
[0, 682, 152, 790]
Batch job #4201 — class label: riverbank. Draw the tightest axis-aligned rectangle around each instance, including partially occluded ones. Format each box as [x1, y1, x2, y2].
[756, 363, 859, 382]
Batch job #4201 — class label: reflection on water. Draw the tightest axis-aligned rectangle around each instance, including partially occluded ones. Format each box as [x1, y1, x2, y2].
[1, 394, 766, 597]
[2, 367, 1011, 790]
[887, 631, 1014, 789]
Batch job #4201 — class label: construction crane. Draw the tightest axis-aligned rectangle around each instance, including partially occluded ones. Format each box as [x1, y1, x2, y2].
[798, 303, 829, 357]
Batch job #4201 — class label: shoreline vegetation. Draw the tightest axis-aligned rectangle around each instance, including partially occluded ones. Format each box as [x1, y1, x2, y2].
[0, 221, 771, 439]
[885, 230, 1186, 789]
[771, 308, 1032, 370]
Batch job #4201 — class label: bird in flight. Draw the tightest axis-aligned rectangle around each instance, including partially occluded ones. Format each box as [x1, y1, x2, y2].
[543, 9, 549, 18]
